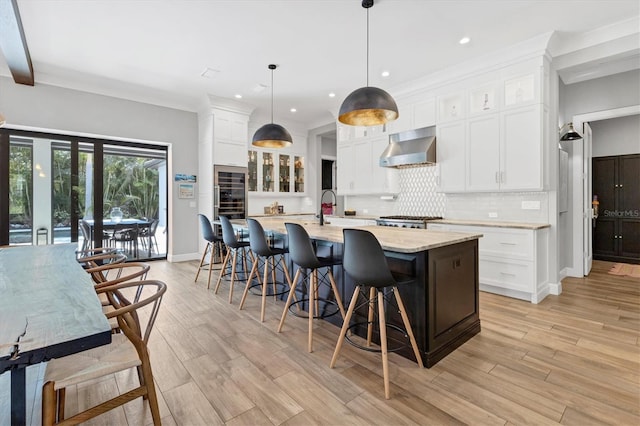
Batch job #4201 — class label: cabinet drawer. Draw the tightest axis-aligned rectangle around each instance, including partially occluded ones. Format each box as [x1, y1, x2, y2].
[480, 258, 533, 293]
[479, 229, 533, 260]
[436, 224, 533, 260]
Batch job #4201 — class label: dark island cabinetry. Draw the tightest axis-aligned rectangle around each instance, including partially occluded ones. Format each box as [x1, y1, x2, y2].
[333, 239, 480, 367]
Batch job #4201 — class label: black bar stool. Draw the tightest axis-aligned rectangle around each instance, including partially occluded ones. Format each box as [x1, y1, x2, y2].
[214, 215, 254, 303]
[194, 213, 224, 289]
[278, 222, 346, 352]
[329, 228, 423, 399]
[239, 218, 293, 322]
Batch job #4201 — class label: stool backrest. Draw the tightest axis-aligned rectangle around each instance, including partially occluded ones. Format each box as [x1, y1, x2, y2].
[198, 214, 216, 243]
[219, 215, 240, 247]
[247, 218, 272, 256]
[343, 228, 395, 288]
[285, 222, 320, 269]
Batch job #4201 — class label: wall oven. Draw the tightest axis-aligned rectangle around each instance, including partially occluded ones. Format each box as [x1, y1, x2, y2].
[213, 165, 248, 221]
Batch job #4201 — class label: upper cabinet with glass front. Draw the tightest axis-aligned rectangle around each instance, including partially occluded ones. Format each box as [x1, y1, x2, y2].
[248, 150, 258, 192]
[278, 154, 290, 192]
[248, 148, 305, 195]
[294, 156, 304, 193]
[262, 152, 274, 192]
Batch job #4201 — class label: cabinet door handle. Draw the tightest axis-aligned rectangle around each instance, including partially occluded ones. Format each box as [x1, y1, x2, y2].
[500, 272, 517, 276]
[500, 242, 517, 245]
[495, 172, 499, 183]
[500, 171, 505, 183]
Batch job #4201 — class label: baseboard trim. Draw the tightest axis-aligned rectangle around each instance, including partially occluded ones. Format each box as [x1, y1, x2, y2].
[168, 252, 200, 263]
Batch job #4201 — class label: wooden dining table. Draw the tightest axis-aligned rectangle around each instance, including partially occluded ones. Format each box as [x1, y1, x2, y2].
[0, 244, 112, 425]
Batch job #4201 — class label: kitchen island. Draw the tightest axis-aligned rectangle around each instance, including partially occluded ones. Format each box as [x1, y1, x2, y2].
[251, 218, 483, 367]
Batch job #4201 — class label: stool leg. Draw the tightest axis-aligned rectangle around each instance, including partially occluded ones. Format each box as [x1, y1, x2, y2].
[308, 269, 316, 352]
[393, 287, 424, 368]
[278, 268, 301, 333]
[194, 242, 210, 282]
[327, 269, 346, 320]
[330, 286, 361, 368]
[367, 286, 376, 347]
[270, 256, 277, 300]
[214, 248, 231, 294]
[261, 256, 270, 322]
[206, 241, 216, 289]
[239, 258, 259, 310]
[229, 249, 239, 303]
[377, 290, 390, 399]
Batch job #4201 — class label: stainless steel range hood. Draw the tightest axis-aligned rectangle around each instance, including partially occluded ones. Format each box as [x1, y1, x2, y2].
[379, 126, 436, 168]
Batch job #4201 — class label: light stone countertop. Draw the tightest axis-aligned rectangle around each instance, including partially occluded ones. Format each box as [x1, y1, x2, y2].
[244, 217, 482, 253]
[431, 219, 550, 230]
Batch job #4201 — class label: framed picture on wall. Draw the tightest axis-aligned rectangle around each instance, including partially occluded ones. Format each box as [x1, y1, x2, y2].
[178, 183, 195, 199]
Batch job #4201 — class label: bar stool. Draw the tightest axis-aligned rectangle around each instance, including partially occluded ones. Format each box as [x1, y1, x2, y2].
[239, 218, 293, 322]
[278, 222, 346, 352]
[194, 213, 224, 289]
[329, 228, 424, 399]
[214, 215, 254, 303]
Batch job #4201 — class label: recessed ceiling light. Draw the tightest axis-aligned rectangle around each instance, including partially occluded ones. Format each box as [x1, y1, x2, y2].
[234, 94, 242, 99]
[290, 108, 297, 113]
[381, 70, 390, 77]
[200, 67, 220, 78]
[459, 37, 471, 45]
[329, 92, 336, 98]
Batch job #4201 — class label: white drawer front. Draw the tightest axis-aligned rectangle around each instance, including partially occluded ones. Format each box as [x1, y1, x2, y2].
[479, 229, 533, 260]
[480, 258, 533, 293]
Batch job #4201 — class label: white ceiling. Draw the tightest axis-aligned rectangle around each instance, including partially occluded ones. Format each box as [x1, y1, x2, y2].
[2, 0, 639, 128]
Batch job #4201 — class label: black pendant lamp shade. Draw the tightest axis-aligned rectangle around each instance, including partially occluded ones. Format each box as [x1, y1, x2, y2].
[560, 122, 582, 141]
[338, 0, 398, 127]
[252, 64, 292, 148]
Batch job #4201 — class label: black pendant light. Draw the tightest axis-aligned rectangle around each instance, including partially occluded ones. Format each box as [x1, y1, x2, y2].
[559, 122, 583, 141]
[339, 0, 398, 127]
[252, 64, 293, 148]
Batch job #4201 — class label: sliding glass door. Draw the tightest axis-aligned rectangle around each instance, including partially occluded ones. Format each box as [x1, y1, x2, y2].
[0, 129, 167, 260]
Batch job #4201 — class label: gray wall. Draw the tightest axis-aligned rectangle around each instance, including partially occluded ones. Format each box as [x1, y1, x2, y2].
[0, 77, 199, 259]
[561, 69, 640, 120]
[591, 114, 640, 157]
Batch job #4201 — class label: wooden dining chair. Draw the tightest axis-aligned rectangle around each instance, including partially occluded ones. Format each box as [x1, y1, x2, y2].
[84, 262, 151, 331]
[42, 279, 167, 426]
[76, 247, 126, 269]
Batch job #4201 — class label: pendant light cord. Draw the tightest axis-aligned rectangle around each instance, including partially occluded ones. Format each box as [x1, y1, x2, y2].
[271, 67, 274, 124]
[366, 6, 369, 87]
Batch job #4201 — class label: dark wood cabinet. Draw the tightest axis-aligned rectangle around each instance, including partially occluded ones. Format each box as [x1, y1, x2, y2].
[592, 154, 640, 264]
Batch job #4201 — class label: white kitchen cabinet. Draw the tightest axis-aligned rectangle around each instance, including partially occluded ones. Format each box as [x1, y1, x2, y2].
[465, 113, 501, 191]
[387, 98, 436, 134]
[213, 110, 249, 167]
[336, 136, 399, 196]
[500, 104, 542, 191]
[437, 92, 465, 124]
[427, 223, 550, 303]
[436, 121, 466, 192]
[337, 142, 354, 195]
[464, 105, 542, 192]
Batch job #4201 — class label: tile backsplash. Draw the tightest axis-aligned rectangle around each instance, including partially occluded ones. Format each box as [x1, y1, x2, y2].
[345, 165, 550, 223]
[396, 166, 446, 216]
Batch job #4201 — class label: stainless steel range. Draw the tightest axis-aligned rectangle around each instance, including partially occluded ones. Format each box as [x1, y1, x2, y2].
[376, 215, 443, 229]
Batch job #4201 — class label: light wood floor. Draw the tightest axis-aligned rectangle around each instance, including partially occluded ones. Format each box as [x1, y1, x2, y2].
[2, 260, 639, 425]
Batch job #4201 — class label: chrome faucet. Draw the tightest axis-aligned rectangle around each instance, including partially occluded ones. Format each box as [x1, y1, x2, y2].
[319, 189, 336, 226]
